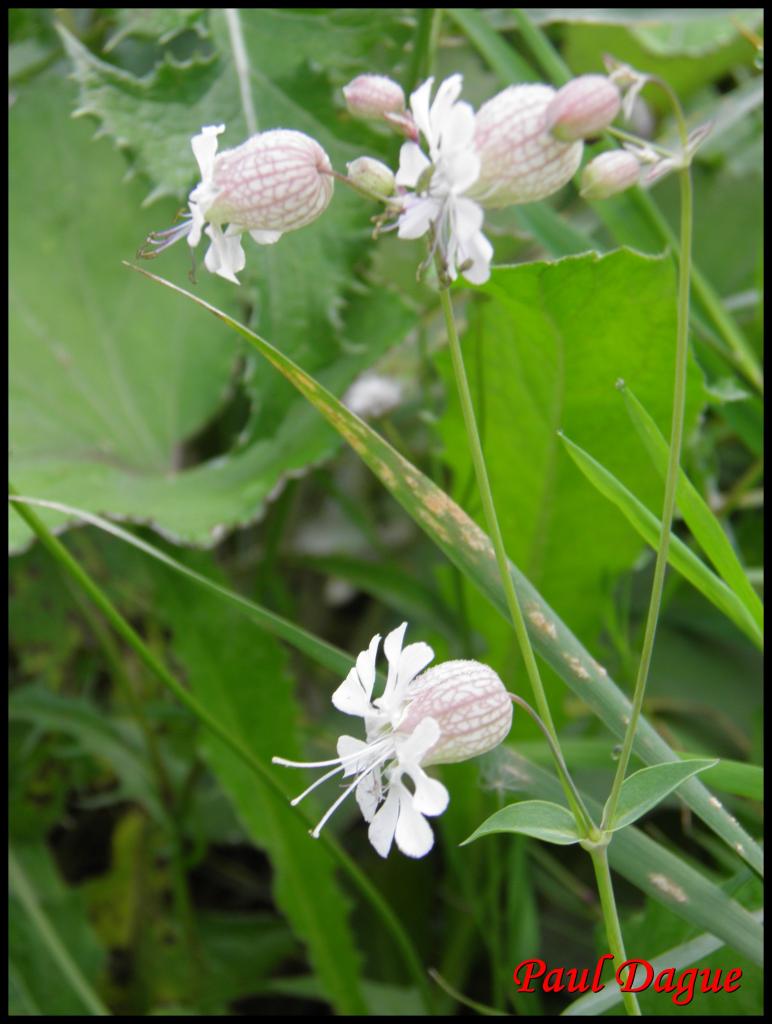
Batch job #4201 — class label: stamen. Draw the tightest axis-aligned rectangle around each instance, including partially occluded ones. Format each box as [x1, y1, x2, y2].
[290, 763, 346, 806]
[136, 216, 193, 259]
[310, 768, 377, 838]
[272, 736, 390, 771]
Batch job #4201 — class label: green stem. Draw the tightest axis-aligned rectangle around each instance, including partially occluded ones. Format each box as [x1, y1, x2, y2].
[9, 848, 110, 1016]
[438, 282, 590, 833]
[8, 488, 433, 1012]
[587, 845, 641, 1016]
[509, 694, 594, 835]
[602, 88, 694, 830]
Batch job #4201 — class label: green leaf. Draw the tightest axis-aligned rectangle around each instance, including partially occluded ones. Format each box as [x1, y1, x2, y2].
[621, 385, 763, 629]
[605, 759, 718, 832]
[128, 263, 763, 879]
[484, 748, 763, 965]
[462, 800, 581, 846]
[559, 432, 762, 647]
[441, 251, 705, 649]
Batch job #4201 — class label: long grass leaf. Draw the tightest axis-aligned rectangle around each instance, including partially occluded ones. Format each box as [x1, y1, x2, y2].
[559, 432, 762, 648]
[621, 384, 763, 629]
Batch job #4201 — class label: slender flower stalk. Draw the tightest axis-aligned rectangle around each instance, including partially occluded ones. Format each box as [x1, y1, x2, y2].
[601, 81, 693, 830]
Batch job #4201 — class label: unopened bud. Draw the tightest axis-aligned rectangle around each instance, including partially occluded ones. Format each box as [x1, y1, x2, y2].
[580, 150, 640, 199]
[343, 74, 406, 120]
[468, 84, 583, 208]
[397, 661, 513, 766]
[545, 74, 621, 141]
[346, 156, 396, 197]
[197, 128, 334, 237]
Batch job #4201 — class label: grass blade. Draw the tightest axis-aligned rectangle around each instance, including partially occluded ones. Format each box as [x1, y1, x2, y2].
[559, 431, 762, 648]
[621, 384, 763, 629]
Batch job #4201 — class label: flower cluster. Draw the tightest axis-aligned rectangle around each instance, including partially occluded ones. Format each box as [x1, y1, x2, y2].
[139, 63, 697, 285]
[273, 623, 513, 858]
[347, 71, 622, 285]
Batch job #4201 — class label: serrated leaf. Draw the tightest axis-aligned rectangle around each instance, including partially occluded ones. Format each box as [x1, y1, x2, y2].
[605, 759, 718, 832]
[9, 70, 414, 553]
[462, 800, 581, 846]
[129, 263, 763, 878]
[559, 431, 762, 647]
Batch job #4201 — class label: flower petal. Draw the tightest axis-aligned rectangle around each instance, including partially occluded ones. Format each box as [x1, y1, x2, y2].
[368, 786, 401, 858]
[397, 196, 439, 240]
[355, 771, 383, 823]
[191, 124, 225, 182]
[336, 734, 370, 776]
[396, 142, 431, 188]
[394, 784, 435, 858]
[355, 632, 381, 701]
[408, 76, 435, 143]
[203, 224, 245, 284]
[332, 665, 371, 717]
[407, 765, 449, 816]
[396, 715, 441, 764]
[396, 641, 435, 690]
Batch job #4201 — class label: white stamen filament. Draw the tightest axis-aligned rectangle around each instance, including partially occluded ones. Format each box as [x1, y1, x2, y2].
[310, 767, 379, 838]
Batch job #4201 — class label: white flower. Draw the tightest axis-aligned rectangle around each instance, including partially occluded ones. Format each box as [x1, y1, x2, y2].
[139, 125, 334, 284]
[394, 75, 493, 286]
[273, 623, 513, 859]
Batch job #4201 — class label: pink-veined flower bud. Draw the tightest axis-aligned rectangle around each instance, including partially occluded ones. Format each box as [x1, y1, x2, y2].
[545, 74, 621, 141]
[343, 73, 406, 119]
[397, 660, 513, 767]
[346, 156, 396, 197]
[197, 128, 334, 238]
[580, 149, 640, 199]
[467, 84, 583, 208]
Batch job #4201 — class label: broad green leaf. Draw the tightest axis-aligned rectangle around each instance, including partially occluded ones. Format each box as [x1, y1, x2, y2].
[462, 800, 581, 846]
[483, 748, 763, 965]
[621, 385, 762, 628]
[129, 264, 763, 878]
[605, 759, 718, 832]
[559, 431, 763, 647]
[440, 251, 705, 649]
[149, 558, 367, 1014]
